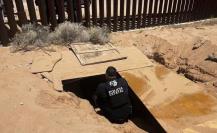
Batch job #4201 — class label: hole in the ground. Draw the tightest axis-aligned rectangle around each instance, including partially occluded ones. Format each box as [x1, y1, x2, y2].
[62, 74, 166, 133]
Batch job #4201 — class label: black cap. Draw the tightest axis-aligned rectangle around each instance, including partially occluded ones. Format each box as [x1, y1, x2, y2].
[106, 66, 117, 77]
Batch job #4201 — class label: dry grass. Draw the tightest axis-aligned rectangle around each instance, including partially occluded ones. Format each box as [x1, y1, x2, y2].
[48, 22, 90, 44]
[11, 24, 50, 52]
[88, 26, 110, 44]
[11, 22, 110, 52]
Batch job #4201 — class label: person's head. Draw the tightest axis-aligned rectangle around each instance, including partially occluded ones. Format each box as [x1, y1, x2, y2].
[106, 66, 117, 80]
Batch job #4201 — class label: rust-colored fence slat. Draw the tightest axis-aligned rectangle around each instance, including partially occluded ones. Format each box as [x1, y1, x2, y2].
[153, 0, 159, 25]
[92, 0, 97, 25]
[158, 0, 164, 25]
[113, 0, 118, 31]
[84, 0, 90, 26]
[162, 0, 168, 24]
[120, 0, 125, 30]
[67, 0, 75, 22]
[0, 9, 9, 45]
[131, 0, 137, 29]
[171, 0, 178, 24]
[207, 0, 213, 18]
[26, 0, 37, 23]
[106, 0, 111, 28]
[76, 0, 82, 22]
[214, 0, 217, 17]
[147, 0, 153, 26]
[167, 0, 173, 24]
[126, 0, 131, 30]
[38, 0, 48, 25]
[137, 0, 143, 28]
[3, 0, 17, 36]
[99, 0, 104, 26]
[47, 0, 57, 28]
[142, 0, 148, 27]
[194, 0, 201, 20]
[193, 0, 200, 20]
[183, 0, 190, 21]
[14, 0, 28, 25]
[56, 0, 65, 23]
[175, 0, 182, 23]
[179, 0, 186, 22]
[187, 0, 194, 21]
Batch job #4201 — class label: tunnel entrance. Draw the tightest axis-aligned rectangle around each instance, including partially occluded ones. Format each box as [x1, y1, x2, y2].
[62, 74, 166, 133]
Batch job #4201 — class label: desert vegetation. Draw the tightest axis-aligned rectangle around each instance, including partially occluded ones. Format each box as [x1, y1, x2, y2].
[11, 22, 110, 52]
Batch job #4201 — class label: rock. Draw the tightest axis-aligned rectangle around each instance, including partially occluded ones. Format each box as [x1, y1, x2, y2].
[192, 39, 209, 50]
[213, 81, 217, 87]
[20, 102, 24, 105]
[207, 52, 217, 62]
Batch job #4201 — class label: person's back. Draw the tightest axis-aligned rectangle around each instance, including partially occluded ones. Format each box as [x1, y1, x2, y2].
[95, 66, 132, 123]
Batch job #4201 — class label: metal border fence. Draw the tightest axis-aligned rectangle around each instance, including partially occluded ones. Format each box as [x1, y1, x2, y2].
[0, 0, 217, 46]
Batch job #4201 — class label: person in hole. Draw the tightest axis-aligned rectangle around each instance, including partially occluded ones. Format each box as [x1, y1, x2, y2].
[94, 66, 132, 124]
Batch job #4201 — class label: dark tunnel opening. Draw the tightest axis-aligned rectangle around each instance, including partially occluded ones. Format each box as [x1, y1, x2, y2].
[62, 74, 166, 133]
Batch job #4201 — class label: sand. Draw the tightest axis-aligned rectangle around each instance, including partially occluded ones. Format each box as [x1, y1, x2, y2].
[111, 21, 217, 90]
[0, 47, 146, 133]
[1, 20, 217, 133]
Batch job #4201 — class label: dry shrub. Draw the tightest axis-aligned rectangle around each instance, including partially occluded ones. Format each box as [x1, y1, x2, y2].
[11, 22, 110, 52]
[48, 22, 90, 44]
[88, 26, 110, 44]
[11, 24, 50, 52]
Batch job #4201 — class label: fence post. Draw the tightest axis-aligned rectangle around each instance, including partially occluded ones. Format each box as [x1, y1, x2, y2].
[75, 0, 82, 22]
[38, 0, 48, 25]
[47, 0, 57, 28]
[131, 0, 137, 29]
[99, 0, 104, 27]
[106, 0, 111, 28]
[158, 0, 164, 25]
[14, 0, 28, 26]
[137, 0, 143, 28]
[126, 0, 131, 30]
[92, 0, 97, 25]
[26, 0, 37, 23]
[162, 0, 168, 24]
[148, 0, 154, 26]
[56, 0, 65, 23]
[3, 0, 18, 36]
[113, 0, 118, 31]
[67, 0, 75, 22]
[142, 0, 148, 27]
[84, 0, 90, 27]
[0, 4, 9, 46]
[120, 0, 125, 30]
[153, 0, 159, 25]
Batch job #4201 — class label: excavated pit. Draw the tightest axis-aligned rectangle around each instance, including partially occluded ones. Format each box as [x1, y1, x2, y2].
[62, 74, 166, 133]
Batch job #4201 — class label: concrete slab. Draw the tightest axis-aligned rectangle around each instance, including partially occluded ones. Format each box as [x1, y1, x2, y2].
[120, 65, 217, 133]
[51, 46, 153, 90]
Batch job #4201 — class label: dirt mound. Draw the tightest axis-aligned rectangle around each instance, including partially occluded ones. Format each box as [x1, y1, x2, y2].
[111, 24, 217, 88]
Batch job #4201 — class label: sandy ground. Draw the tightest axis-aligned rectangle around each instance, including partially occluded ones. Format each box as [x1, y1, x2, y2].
[0, 47, 146, 133]
[1, 20, 217, 133]
[111, 21, 217, 90]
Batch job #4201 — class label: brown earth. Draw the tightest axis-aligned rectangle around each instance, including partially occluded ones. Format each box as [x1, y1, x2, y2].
[111, 21, 217, 90]
[1, 20, 217, 133]
[0, 47, 148, 133]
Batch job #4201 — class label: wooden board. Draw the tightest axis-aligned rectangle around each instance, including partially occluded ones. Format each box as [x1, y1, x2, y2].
[70, 43, 116, 54]
[75, 50, 127, 65]
[70, 43, 127, 66]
